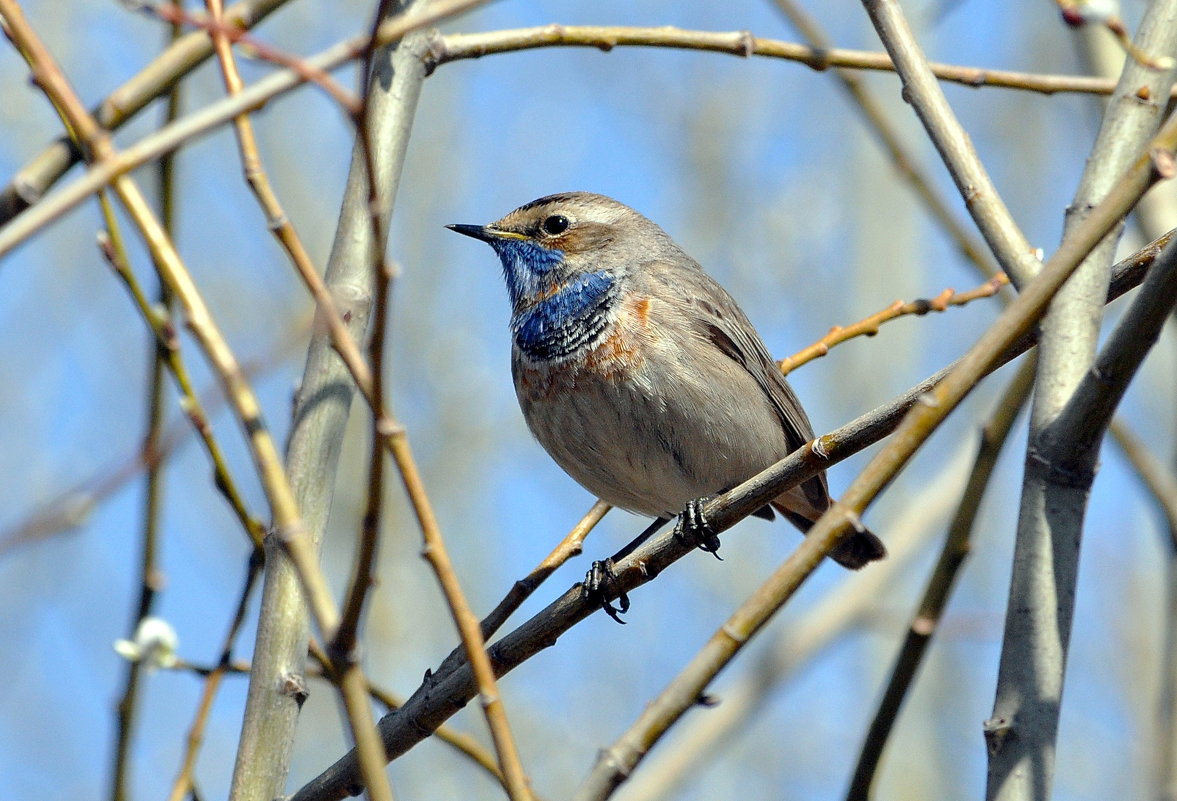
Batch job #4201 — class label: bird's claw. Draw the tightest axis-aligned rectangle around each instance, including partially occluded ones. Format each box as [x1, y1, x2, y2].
[583, 559, 630, 623]
[676, 497, 723, 559]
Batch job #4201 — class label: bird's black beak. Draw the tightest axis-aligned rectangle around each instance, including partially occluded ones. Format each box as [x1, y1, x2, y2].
[446, 223, 496, 243]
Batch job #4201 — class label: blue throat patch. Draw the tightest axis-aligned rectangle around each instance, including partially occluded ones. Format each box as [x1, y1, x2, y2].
[491, 239, 616, 361]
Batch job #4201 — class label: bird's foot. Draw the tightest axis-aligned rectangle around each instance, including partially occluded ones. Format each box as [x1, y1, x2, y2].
[583, 559, 630, 624]
[675, 497, 723, 559]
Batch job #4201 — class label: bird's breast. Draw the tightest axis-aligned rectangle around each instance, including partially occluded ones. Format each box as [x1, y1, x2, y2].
[512, 294, 654, 402]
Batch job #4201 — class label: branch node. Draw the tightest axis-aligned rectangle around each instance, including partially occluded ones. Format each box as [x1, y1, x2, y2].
[1151, 146, 1177, 179]
[376, 416, 401, 438]
[844, 509, 867, 534]
[911, 613, 937, 636]
[736, 30, 754, 57]
[1024, 446, 1098, 490]
[280, 673, 309, 708]
[421, 28, 447, 75]
[982, 715, 1013, 757]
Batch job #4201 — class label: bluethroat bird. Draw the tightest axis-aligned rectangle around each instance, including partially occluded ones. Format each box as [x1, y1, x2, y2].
[449, 192, 885, 599]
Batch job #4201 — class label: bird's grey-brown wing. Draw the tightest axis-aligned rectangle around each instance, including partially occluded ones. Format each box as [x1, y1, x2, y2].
[638, 256, 885, 568]
[650, 261, 831, 511]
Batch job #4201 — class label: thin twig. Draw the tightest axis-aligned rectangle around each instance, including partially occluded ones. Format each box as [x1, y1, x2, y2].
[778, 272, 1010, 374]
[426, 25, 1153, 98]
[167, 554, 264, 801]
[383, 418, 536, 801]
[323, 13, 396, 791]
[109, 11, 184, 795]
[333, 3, 539, 793]
[200, 0, 393, 796]
[332, 0, 402, 653]
[356, 3, 530, 795]
[95, 195, 265, 546]
[141, 0, 360, 113]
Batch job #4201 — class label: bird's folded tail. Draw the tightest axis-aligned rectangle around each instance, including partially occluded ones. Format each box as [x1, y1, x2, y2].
[771, 501, 887, 570]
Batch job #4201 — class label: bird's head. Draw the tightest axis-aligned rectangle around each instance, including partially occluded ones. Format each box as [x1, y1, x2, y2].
[448, 192, 666, 310]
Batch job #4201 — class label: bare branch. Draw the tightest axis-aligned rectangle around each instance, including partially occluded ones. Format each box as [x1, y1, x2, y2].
[859, 0, 1040, 287]
[986, 3, 1177, 797]
[846, 355, 1036, 799]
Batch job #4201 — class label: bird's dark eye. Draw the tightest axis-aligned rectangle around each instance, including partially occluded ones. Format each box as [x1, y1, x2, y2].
[540, 215, 569, 236]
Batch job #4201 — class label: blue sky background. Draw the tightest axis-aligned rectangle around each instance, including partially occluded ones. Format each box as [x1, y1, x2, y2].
[1, 1, 1175, 800]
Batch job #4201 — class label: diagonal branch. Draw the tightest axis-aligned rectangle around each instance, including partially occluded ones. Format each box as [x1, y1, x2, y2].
[1049, 238, 1177, 461]
[846, 354, 1036, 800]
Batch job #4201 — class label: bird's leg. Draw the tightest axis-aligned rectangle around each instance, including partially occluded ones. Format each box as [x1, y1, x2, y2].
[585, 560, 629, 623]
[583, 516, 671, 623]
[676, 496, 722, 559]
[581, 499, 723, 622]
